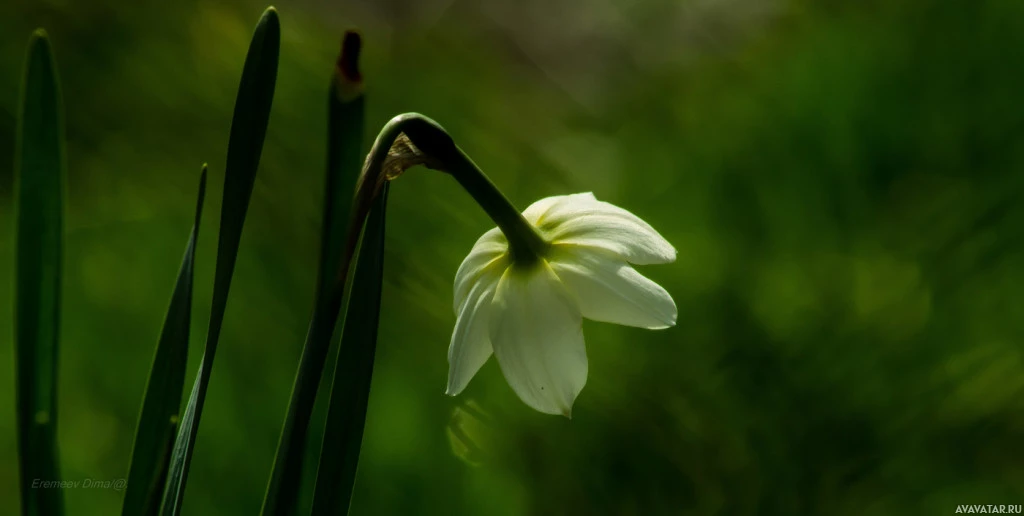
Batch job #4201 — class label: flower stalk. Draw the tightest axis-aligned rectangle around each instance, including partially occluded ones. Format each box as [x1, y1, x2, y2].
[346, 113, 548, 271]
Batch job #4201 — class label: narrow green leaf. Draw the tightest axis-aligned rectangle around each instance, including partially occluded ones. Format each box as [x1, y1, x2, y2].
[13, 29, 65, 516]
[294, 329, 341, 515]
[311, 182, 390, 515]
[121, 167, 207, 516]
[160, 8, 280, 515]
[261, 31, 366, 516]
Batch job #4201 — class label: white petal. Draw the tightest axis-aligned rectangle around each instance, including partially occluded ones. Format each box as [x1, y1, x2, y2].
[453, 227, 507, 313]
[550, 247, 677, 329]
[521, 192, 596, 226]
[446, 266, 503, 396]
[489, 263, 587, 417]
[536, 193, 676, 265]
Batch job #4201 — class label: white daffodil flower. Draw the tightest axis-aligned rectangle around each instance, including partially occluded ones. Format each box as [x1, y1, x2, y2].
[446, 192, 677, 417]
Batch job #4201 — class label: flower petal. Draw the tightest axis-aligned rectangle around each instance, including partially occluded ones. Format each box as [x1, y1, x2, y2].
[489, 263, 587, 417]
[453, 227, 507, 314]
[550, 247, 677, 329]
[521, 192, 596, 226]
[537, 193, 676, 265]
[446, 266, 503, 396]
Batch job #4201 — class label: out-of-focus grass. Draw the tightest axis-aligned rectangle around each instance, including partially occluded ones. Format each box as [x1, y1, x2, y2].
[2, 0, 1024, 514]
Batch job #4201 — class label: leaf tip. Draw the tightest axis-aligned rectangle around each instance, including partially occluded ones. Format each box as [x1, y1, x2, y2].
[28, 28, 53, 57]
[196, 165, 208, 206]
[262, 6, 280, 25]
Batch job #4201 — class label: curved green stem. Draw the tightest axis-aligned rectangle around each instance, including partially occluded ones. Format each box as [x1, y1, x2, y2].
[355, 113, 548, 265]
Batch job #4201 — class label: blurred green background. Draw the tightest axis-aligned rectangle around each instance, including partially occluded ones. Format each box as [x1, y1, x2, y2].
[3, 0, 1024, 514]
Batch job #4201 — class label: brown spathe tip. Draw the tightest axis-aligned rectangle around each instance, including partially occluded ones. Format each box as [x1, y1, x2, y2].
[338, 31, 362, 83]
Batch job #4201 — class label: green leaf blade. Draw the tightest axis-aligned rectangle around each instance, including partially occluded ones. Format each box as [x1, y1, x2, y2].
[160, 7, 280, 515]
[121, 168, 207, 516]
[261, 31, 366, 516]
[311, 182, 390, 515]
[14, 29, 66, 516]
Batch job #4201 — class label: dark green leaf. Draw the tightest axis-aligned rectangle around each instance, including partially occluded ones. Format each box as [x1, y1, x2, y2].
[261, 31, 366, 516]
[294, 328, 342, 515]
[160, 8, 279, 515]
[14, 29, 65, 516]
[311, 182, 390, 515]
[121, 168, 207, 516]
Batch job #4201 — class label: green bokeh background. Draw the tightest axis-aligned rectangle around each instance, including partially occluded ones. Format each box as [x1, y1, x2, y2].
[3, 0, 1024, 514]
